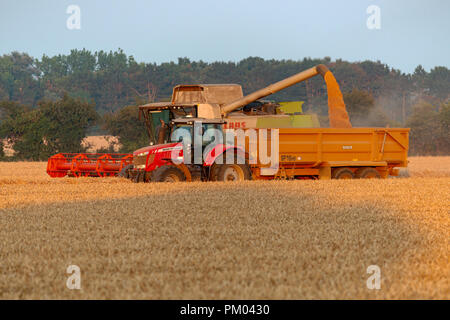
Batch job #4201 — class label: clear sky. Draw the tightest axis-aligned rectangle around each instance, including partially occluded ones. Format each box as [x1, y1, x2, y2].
[1, 0, 449, 73]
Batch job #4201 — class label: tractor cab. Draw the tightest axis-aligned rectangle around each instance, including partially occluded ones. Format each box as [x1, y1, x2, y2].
[167, 118, 228, 166]
[129, 117, 250, 182]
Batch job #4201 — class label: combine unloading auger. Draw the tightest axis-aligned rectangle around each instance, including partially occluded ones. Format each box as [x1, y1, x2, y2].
[221, 64, 352, 128]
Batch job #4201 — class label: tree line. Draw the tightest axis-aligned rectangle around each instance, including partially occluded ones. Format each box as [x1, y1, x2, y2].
[0, 49, 448, 159]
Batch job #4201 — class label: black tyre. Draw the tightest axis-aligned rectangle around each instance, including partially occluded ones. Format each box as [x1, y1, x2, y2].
[355, 167, 381, 179]
[215, 155, 252, 182]
[132, 170, 145, 183]
[150, 165, 186, 182]
[209, 164, 220, 181]
[332, 167, 355, 179]
[118, 164, 133, 178]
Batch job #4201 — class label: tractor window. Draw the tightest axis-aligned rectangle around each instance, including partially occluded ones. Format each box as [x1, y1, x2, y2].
[202, 124, 222, 146]
[169, 123, 223, 145]
[145, 110, 170, 144]
[170, 125, 192, 143]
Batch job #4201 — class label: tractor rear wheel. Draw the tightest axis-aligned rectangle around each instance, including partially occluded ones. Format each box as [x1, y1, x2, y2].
[332, 167, 355, 179]
[150, 165, 186, 182]
[355, 167, 381, 179]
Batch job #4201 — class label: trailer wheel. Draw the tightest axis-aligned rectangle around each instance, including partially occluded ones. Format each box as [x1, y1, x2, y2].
[332, 167, 355, 179]
[355, 167, 381, 179]
[150, 165, 186, 182]
[216, 156, 252, 182]
[118, 164, 133, 179]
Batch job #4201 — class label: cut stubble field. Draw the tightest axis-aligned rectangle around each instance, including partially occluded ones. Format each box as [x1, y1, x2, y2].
[0, 157, 449, 299]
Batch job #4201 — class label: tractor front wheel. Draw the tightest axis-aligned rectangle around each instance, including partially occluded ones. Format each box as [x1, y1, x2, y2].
[150, 165, 186, 182]
[118, 164, 133, 179]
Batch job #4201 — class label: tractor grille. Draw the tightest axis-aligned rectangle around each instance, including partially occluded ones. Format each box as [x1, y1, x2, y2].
[133, 154, 154, 169]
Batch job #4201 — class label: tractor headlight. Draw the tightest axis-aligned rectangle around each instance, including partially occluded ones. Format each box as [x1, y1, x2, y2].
[137, 151, 149, 157]
[133, 152, 154, 169]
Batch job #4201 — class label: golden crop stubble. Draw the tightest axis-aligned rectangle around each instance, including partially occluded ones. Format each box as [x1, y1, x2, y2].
[405, 156, 450, 177]
[1, 157, 449, 209]
[0, 158, 448, 299]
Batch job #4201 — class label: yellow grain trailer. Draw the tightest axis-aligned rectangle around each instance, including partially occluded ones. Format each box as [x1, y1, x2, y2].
[240, 127, 409, 179]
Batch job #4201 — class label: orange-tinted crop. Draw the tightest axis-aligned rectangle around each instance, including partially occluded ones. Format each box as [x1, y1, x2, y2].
[324, 71, 352, 128]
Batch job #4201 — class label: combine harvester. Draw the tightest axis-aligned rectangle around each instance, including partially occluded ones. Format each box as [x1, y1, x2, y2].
[47, 64, 409, 181]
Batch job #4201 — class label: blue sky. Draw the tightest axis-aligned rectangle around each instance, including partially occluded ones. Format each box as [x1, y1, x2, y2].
[1, 0, 449, 73]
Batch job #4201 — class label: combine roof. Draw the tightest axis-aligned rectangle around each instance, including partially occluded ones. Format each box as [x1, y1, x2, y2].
[139, 84, 244, 110]
[139, 102, 196, 110]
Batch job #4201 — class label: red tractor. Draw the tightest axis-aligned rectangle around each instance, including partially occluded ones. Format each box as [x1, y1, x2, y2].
[122, 118, 252, 182]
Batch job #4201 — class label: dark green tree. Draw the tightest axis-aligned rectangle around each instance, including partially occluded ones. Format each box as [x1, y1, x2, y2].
[427, 67, 450, 101]
[37, 93, 98, 154]
[0, 94, 98, 160]
[436, 102, 450, 152]
[406, 102, 449, 155]
[343, 89, 375, 124]
[0, 52, 42, 105]
[102, 105, 149, 153]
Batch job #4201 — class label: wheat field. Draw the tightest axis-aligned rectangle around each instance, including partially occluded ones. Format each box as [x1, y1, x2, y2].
[0, 157, 448, 299]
